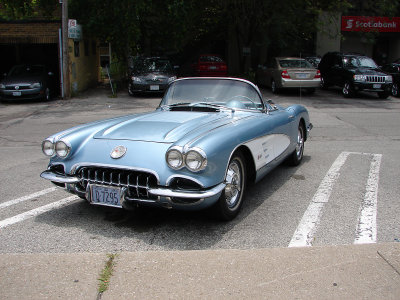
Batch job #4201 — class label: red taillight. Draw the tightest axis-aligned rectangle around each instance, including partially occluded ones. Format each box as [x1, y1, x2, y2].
[221, 64, 227, 71]
[314, 70, 321, 79]
[281, 70, 291, 79]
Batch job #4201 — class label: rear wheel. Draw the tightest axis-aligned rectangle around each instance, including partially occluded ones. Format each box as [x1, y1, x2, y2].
[213, 152, 246, 221]
[391, 83, 398, 97]
[320, 76, 329, 89]
[342, 81, 354, 98]
[271, 80, 279, 94]
[287, 124, 305, 166]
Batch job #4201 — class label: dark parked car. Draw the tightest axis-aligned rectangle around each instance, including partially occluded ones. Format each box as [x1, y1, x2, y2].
[191, 54, 228, 77]
[318, 52, 392, 98]
[128, 57, 177, 95]
[0, 64, 55, 101]
[381, 61, 400, 97]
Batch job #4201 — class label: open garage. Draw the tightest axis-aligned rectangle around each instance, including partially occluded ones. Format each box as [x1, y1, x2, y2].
[0, 20, 61, 97]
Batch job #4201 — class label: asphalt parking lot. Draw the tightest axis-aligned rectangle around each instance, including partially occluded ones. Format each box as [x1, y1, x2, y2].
[0, 85, 399, 253]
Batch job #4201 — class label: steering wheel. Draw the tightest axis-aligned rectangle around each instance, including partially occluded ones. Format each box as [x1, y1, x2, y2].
[227, 95, 256, 108]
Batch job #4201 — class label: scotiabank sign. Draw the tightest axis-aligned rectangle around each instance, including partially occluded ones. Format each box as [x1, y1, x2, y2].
[342, 16, 400, 33]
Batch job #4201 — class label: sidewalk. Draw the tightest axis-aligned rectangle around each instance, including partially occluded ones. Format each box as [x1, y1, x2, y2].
[1, 243, 399, 299]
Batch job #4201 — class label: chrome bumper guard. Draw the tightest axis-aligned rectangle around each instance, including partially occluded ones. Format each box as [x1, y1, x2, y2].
[40, 170, 80, 184]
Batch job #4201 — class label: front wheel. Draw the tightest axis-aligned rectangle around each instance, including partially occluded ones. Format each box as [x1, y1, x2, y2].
[213, 152, 246, 221]
[287, 124, 305, 166]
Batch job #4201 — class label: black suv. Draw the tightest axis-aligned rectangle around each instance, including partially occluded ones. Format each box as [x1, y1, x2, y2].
[318, 52, 393, 99]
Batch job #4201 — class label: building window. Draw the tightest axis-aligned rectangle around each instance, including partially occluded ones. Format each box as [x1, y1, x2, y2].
[74, 41, 80, 57]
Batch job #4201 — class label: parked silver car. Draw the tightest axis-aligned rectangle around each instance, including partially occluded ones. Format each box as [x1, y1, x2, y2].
[256, 57, 321, 94]
[0, 64, 55, 101]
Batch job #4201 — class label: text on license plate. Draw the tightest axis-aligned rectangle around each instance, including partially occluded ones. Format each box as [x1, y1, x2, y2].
[12, 91, 22, 96]
[91, 185, 122, 207]
[373, 84, 381, 89]
[296, 73, 309, 79]
[150, 85, 159, 91]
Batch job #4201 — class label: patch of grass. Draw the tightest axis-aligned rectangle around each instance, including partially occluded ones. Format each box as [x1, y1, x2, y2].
[98, 253, 118, 294]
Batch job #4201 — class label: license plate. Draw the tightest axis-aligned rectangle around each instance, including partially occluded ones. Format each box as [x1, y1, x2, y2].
[91, 185, 121, 207]
[12, 91, 22, 96]
[296, 73, 309, 79]
[373, 84, 381, 89]
[150, 85, 159, 91]
[209, 66, 217, 70]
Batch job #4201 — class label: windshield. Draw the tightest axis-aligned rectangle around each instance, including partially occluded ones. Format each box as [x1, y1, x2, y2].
[133, 58, 173, 73]
[279, 59, 313, 68]
[9, 65, 45, 76]
[161, 79, 264, 111]
[343, 57, 378, 68]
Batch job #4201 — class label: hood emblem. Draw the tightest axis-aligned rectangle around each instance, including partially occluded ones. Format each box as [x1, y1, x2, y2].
[110, 145, 127, 159]
[15, 86, 20, 90]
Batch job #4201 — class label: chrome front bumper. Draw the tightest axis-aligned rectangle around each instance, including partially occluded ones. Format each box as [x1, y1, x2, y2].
[40, 170, 225, 201]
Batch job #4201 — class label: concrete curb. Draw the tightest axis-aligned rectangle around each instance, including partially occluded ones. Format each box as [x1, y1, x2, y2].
[1, 243, 399, 299]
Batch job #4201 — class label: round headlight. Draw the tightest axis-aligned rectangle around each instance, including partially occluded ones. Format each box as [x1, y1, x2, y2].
[55, 141, 70, 158]
[166, 149, 184, 169]
[185, 149, 207, 172]
[42, 140, 54, 156]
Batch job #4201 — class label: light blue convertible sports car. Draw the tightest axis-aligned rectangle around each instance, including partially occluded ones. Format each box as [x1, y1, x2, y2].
[41, 77, 312, 220]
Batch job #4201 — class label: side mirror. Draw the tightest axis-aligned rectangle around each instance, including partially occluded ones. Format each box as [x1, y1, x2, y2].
[48, 72, 54, 76]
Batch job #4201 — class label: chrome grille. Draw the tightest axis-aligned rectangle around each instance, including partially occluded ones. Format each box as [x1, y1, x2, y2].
[366, 76, 385, 83]
[76, 167, 158, 201]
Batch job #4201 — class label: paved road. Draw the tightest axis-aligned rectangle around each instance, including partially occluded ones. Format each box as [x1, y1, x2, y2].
[0, 85, 399, 253]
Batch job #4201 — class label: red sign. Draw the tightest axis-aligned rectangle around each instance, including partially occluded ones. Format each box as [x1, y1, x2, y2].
[342, 16, 400, 33]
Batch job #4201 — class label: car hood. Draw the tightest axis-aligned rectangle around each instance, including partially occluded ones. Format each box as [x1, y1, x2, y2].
[93, 110, 243, 143]
[2, 74, 44, 85]
[352, 68, 388, 76]
[131, 71, 173, 78]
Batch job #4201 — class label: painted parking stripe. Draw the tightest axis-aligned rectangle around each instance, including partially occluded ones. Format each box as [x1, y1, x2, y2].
[289, 151, 382, 247]
[354, 154, 382, 244]
[288, 152, 350, 247]
[0, 196, 78, 229]
[0, 187, 58, 210]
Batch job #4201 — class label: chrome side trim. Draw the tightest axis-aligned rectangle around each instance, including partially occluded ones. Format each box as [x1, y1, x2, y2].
[149, 182, 225, 199]
[40, 170, 80, 183]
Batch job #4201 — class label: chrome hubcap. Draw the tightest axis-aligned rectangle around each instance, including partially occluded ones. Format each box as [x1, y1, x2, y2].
[295, 127, 304, 158]
[343, 83, 349, 95]
[224, 160, 242, 209]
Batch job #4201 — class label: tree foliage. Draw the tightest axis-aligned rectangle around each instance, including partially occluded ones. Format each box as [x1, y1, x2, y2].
[1, 0, 398, 72]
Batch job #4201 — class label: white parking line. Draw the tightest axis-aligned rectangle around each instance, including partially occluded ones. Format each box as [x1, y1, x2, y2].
[354, 154, 382, 244]
[0, 187, 57, 210]
[0, 195, 79, 229]
[289, 151, 382, 247]
[288, 152, 350, 247]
